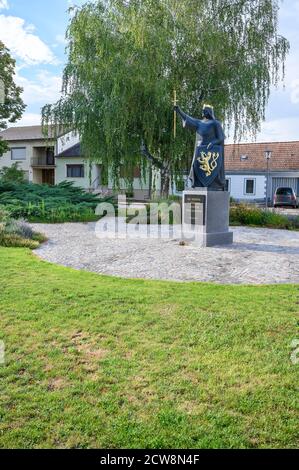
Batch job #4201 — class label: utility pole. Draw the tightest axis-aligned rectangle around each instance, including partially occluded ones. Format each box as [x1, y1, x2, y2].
[264, 149, 272, 208]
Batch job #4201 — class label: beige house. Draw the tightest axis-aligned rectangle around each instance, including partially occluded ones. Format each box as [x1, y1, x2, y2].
[0, 126, 55, 185]
[0, 126, 161, 199]
[55, 131, 159, 199]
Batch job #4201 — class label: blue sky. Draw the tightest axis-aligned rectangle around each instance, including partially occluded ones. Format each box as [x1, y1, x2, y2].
[0, 0, 299, 142]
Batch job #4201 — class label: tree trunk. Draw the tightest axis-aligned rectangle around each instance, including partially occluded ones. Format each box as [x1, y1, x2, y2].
[160, 168, 170, 199]
[140, 141, 170, 199]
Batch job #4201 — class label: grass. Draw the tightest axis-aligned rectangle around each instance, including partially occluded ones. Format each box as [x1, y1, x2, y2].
[0, 248, 298, 449]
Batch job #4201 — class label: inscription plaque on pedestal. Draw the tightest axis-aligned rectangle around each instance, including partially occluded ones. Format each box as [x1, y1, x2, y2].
[182, 189, 233, 247]
[184, 194, 206, 226]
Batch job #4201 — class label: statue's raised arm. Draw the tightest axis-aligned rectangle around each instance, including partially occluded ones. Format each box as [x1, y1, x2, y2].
[174, 106, 199, 131]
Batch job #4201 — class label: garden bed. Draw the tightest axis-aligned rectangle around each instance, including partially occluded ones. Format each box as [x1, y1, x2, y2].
[0, 181, 114, 223]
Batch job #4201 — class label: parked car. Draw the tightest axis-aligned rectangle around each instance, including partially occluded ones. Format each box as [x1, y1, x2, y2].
[274, 187, 298, 208]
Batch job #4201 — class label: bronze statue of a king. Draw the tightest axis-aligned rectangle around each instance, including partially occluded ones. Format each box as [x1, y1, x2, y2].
[174, 104, 226, 190]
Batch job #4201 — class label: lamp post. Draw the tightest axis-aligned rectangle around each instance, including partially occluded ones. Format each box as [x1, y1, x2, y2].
[264, 149, 272, 208]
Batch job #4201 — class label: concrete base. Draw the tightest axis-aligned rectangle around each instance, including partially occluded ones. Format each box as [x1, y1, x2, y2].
[203, 231, 234, 247]
[182, 188, 233, 247]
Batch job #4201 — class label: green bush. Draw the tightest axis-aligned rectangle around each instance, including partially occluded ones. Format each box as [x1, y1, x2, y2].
[0, 233, 40, 249]
[0, 205, 46, 248]
[230, 204, 299, 230]
[0, 181, 115, 223]
[0, 163, 25, 183]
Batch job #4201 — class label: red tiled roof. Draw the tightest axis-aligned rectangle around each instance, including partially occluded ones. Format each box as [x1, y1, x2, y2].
[225, 141, 299, 171]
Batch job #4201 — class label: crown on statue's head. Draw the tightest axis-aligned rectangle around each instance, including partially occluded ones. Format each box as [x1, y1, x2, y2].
[203, 103, 214, 109]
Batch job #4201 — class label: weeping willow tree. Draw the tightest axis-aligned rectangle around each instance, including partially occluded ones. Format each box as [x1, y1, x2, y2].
[42, 0, 289, 196]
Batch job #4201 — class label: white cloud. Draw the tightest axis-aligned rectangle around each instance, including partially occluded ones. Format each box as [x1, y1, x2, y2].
[230, 117, 299, 144]
[256, 117, 299, 142]
[15, 70, 62, 106]
[0, 15, 57, 65]
[0, 0, 9, 10]
[9, 113, 42, 127]
[55, 34, 67, 45]
[291, 79, 299, 104]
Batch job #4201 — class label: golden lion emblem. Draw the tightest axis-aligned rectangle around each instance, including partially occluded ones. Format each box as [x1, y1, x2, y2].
[197, 151, 220, 177]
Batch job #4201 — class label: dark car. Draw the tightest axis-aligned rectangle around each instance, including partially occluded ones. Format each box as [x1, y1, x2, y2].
[274, 187, 298, 208]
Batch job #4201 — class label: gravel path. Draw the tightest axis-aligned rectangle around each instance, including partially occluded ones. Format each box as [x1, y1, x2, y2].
[31, 222, 299, 284]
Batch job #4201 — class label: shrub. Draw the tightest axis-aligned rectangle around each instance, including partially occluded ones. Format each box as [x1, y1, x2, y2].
[230, 204, 299, 230]
[0, 181, 115, 223]
[0, 205, 9, 224]
[230, 205, 265, 226]
[0, 163, 25, 184]
[5, 219, 35, 239]
[0, 205, 45, 249]
[0, 233, 39, 249]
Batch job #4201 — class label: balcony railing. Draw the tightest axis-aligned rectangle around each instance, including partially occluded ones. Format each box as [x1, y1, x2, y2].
[31, 156, 55, 167]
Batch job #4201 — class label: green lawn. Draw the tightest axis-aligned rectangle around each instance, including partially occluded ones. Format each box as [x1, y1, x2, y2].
[0, 247, 298, 449]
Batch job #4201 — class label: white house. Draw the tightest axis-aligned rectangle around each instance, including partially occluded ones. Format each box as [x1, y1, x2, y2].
[55, 131, 161, 199]
[225, 141, 299, 203]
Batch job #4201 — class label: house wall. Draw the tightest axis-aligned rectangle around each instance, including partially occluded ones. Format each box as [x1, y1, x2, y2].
[115, 176, 152, 200]
[55, 157, 99, 189]
[56, 155, 158, 198]
[1, 140, 31, 181]
[226, 174, 266, 201]
[226, 171, 299, 203]
[108, 165, 162, 200]
[0, 139, 54, 183]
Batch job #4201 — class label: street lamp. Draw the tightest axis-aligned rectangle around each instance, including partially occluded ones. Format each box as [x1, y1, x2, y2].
[264, 149, 272, 208]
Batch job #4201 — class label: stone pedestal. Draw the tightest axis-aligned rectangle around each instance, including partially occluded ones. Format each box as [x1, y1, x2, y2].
[182, 189, 233, 247]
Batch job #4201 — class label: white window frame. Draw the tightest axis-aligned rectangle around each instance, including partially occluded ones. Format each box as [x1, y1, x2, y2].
[11, 147, 26, 161]
[244, 178, 256, 196]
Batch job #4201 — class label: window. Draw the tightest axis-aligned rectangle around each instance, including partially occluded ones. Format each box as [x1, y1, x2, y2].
[11, 147, 26, 161]
[276, 187, 293, 196]
[67, 164, 84, 178]
[244, 178, 255, 195]
[46, 148, 55, 166]
[225, 178, 231, 192]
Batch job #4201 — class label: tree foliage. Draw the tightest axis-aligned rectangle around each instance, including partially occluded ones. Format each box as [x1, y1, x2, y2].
[0, 162, 25, 183]
[0, 41, 26, 156]
[42, 0, 289, 193]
